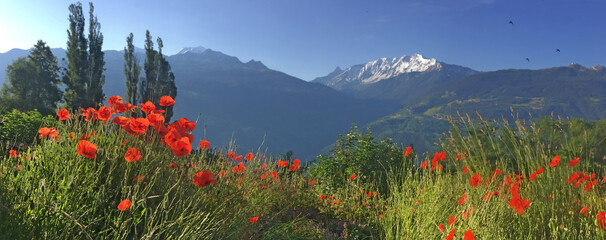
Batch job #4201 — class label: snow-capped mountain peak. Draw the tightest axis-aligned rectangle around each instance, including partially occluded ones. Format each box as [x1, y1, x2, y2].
[349, 53, 440, 84]
[313, 54, 442, 90]
[177, 46, 207, 54]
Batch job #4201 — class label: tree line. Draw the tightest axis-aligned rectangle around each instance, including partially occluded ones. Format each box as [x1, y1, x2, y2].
[0, 2, 177, 121]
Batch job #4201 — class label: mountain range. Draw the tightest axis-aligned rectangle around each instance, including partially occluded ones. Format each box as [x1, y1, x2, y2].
[1, 48, 605, 159]
[0, 47, 398, 160]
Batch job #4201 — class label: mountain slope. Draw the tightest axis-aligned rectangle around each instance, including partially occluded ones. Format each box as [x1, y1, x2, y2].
[167, 49, 398, 159]
[312, 54, 477, 105]
[366, 64, 606, 154]
[0, 48, 399, 159]
[411, 64, 606, 120]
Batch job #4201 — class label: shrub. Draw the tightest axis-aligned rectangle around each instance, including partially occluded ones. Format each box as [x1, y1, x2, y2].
[310, 126, 410, 195]
[0, 109, 56, 146]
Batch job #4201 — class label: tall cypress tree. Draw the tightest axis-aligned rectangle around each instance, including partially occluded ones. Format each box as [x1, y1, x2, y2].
[124, 33, 140, 105]
[156, 37, 177, 122]
[87, 2, 105, 107]
[142, 30, 157, 103]
[63, 2, 88, 110]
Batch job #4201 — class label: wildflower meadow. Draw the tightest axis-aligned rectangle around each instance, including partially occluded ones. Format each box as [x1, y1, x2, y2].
[1, 96, 605, 239]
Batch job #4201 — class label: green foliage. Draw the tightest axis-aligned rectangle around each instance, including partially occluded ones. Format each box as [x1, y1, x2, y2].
[311, 126, 409, 194]
[0, 41, 62, 115]
[124, 32, 141, 105]
[64, 2, 105, 110]
[139, 31, 177, 122]
[87, 2, 105, 107]
[64, 2, 89, 109]
[377, 114, 606, 239]
[0, 109, 55, 145]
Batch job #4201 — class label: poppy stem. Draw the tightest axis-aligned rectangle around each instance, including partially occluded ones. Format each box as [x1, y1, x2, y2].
[40, 203, 94, 240]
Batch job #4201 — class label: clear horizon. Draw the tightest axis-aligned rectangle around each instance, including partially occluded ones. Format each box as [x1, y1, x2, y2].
[1, 0, 605, 80]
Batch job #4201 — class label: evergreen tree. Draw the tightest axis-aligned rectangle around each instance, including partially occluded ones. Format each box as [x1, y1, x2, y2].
[63, 2, 105, 110]
[142, 30, 157, 103]
[63, 2, 88, 110]
[87, 2, 105, 107]
[124, 32, 140, 105]
[0, 40, 62, 115]
[138, 31, 177, 122]
[155, 37, 177, 122]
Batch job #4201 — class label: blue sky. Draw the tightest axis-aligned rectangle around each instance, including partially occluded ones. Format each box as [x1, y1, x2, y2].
[1, 0, 605, 80]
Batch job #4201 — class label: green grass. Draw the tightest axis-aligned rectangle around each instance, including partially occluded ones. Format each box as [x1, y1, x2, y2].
[1, 106, 606, 239]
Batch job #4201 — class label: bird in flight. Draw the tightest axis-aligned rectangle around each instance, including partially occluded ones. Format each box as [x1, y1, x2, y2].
[509, 20, 514, 26]
[525, 58, 530, 62]
[556, 48, 561, 52]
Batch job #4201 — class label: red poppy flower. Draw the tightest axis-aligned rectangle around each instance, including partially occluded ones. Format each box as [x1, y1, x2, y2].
[491, 168, 501, 176]
[235, 155, 243, 161]
[175, 118, 196, 132]
[469, 173, 481, 187]
[38, 127, 58, 139]
[404, 146, 412, 157]
[108, 95, 123, 108]
[446, 228, 455, 240]
[140, 101, 155, 114]
[420, 161, 428, 169]
[76, 140, 97, 159]
[228, 151, 235, 158]
[171, 137, 192, 158]
[245, 152, 254, 161]
[276, 160, 288, 167]
[456, 153, 466, 159]
[509, 197, 530, 215]
[127, 118, 150, 136]
[57, 109, 69, 121]
[289, 159, 301, 172]
[598, 211, 606, 230]
[250, 216, 258, 223]
[113, 102, 136, 113]
[568, 172, 579, 183]
[169, 163, 178, 169]
[349, 174, 356, 179]
[320, 194, 326, 201]
[549, 155, 560, 168]
[95, 106, 112, 122]
[464, 230, 474, 240]
[569, 157, 580, 166]
[458, 194, 468, 205]
[448, 215, 455, 226]
[529, 167, 544, 182]
[217, 170, 226, 178]
[81, 107, 95, 121]
[124, 148, 142, 162]
[463, 166, 469, 174]
[232, 162, 247, 174]
[159, 95, 175, 106]
[438, 224, 445, 233]
[146, 113, 165, 127]
[117, 199, 131, 211]
[199, 140, 210, 150]
[133, 175, 144, 183]
[584, 179, 598, 192]
[193, 170, 217, 187]
[580, 206, 588, 214]
[311, 180, 316, 185]
[9, 149, 17, 158]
